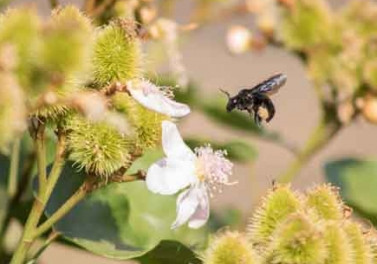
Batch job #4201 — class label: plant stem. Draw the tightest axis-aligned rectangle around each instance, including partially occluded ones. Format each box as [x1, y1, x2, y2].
[278, 114, 341, 183]
[32, 184, 87, 239]
[7, 138, 21, 198]
[26, 231, 60, 264]
[10, 198, 45, 264]
[0, 152, 36, 260]
[45, 132, 66, 199]
[35, 126, 47, 197]
[10, 129, 66, 264]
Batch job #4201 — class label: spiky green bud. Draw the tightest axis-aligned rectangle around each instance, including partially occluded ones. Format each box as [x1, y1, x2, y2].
[41, 5, 93, 77]
[33, 103, 70, 122]
[344, 222, 373, 264]
[247, 184, 302, 245]
[0, 7, 42, 93]
[112, 92, 169, 153]
[66, 116, 131, 177]
[265, 213, 327, 264]
[280, 0, 334, 50]
[368, 232, 377, 264]
[323, 222, 352, 264]
[305, 184, 344, 221]
[0, 72, 26, 152]
[92, 20, 142, 86]
[203, 231, 260, 264]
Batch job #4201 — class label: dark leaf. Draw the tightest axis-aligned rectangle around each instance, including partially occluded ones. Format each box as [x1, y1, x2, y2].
[41, 162, 208, 260]
[325, 158, 377, 225]
[136, 240, 202, 264]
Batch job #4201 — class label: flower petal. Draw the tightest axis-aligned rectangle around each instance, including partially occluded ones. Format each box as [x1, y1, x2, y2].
[162, 121, 195, 160]
[128, 81, 190, 117]
[146, 158, 195, 195]
[171, 187, 200, 229]
[188, 186, 210, 229]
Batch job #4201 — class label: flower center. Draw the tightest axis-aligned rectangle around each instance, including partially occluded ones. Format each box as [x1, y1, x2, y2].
[195, 145, 235, 195]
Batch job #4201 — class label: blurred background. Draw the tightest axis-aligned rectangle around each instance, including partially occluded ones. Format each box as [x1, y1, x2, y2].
[4, 0, 377, 263]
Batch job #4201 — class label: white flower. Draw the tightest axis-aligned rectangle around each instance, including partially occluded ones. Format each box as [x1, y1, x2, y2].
[127, 79, 190, 117]
[146, 121, 235, 229]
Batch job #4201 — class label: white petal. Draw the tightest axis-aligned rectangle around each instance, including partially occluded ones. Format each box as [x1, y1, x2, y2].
[146, 158, 195, 195]
[188, 186, 210, 229]
[162, 121, 195, 160]
[171, 187, 200, 229]
[128, 83, 190, 117]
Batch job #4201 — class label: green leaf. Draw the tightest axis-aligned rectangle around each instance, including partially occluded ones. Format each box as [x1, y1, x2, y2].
[208, 208, 243, 232]
[325, 158, 377, 225]
[44, 162, 208, 260]
[0, 186, 8, 231]
[0, 131, 43, 228]
[125, 148, 164, 175]
[136, 240, 202, 264]
[185, 138, 257, 163]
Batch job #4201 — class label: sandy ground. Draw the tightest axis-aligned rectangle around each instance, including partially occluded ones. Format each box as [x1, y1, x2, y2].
[6, 0, 377, 263]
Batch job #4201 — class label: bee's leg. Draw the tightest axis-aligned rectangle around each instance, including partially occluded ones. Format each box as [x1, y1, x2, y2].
[263, 97, 275, 122]
[254, 112, 262, 127]
[248, 104, 262, 127]
[245, 107, 260, 126]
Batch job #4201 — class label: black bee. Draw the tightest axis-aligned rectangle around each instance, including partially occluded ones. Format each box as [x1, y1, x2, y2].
[221, 73, 287, 126]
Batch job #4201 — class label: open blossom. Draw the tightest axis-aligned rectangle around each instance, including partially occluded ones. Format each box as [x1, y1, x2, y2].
[146, 121, 235, 229]
[127, 79, 190, 117]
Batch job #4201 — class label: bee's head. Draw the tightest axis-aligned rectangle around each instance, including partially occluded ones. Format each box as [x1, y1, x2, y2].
[220, 89, 236, 112]
[226, 98, 237, 112]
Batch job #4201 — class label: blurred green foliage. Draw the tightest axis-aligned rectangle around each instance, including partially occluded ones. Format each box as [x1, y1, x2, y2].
[326, 158, 377, 226]
[40, 161, 208, 260]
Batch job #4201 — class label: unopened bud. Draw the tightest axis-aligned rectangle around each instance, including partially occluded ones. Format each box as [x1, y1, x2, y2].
[139, 5, 157, 24]
[361, 95, 377, 124]
[337, 101, 354, 124]
[226, 25, 252, 54]
[257, 14, 276, 36]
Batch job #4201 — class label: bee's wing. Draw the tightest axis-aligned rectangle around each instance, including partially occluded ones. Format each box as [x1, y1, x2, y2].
[253, 73, 287, 96]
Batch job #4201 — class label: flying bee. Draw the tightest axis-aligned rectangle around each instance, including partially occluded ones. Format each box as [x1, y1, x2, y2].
[221, 73, 287, 126]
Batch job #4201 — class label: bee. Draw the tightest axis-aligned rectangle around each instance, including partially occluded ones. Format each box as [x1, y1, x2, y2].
[220, 73, 287, 126]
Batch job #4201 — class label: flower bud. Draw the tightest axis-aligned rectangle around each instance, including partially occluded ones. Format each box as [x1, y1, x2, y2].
[66, 116, 131, 177]
[323, 222, 352, 264]
[305, 184, 345, 221]
[344, 222, 374, 263]
[361, 95, 377, 124]
[203, 231, 259, 264]
[92, 20, 142, 86]
[247, 184, 302, 245]
[226, 25, 252, 54]
[337, 100, 355, 125]
[265, 213, 327, 264]
[0, 72, 26, 152]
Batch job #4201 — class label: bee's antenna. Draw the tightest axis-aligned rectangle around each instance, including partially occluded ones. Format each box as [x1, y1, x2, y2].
[219, 88, 230, 98]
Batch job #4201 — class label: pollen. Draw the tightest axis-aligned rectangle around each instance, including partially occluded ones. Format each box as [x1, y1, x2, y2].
[257, 106, 269, 121]
[195, 145, 235, 194]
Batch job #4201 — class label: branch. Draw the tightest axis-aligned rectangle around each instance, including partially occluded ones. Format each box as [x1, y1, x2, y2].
[7, 138, 21, 198]
[26, 231, 60, 263]
[32, 184, 87, 239]
[35, 124, 47, 197]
